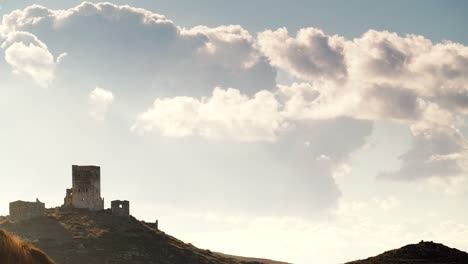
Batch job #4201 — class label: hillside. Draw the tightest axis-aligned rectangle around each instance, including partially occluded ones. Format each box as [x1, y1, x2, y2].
[346, 241, 468, 264]
[0, 208, 287, 264]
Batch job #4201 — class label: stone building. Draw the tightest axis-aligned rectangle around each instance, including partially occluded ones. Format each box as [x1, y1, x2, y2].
[63, 165, 104, 211]
[111, 200, 130, 217]
[9, 199, 46, 221]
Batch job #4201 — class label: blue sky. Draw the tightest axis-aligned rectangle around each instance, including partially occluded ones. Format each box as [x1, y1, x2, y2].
[0, 1, 467, 264]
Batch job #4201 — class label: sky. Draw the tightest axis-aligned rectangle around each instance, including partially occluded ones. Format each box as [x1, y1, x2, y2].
[0, 1, 467, 263]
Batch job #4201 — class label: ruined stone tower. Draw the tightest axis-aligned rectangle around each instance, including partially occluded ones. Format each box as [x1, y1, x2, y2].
[111, 200, 130, 217]
[9, 199, 46, 221]
[64, 165, 104, 211]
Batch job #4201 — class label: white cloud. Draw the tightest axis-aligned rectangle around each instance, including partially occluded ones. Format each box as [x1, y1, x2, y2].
[182, 25, 259, 68]
[89, 87, 114, 122]
[258, 27, 347, 81]
[0, 2, 276, 97]
[1, 31, 56, 87]
[257, 28, 468, 181]
[133, 87, 285, 142]
[258, 28, 468, 122]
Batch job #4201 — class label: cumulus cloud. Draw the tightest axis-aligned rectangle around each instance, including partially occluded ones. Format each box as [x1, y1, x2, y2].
[1, 31, 56, 87]
[182, 25, 259, 69]
[258, 28, 468, 121]
[132, 83, 379, 145]
[258, 27, 347, 81]
[256, 27, 468, 181]
[89, 87, 114, 122]
[133, 87, 285, 142]
[0, 2, 276, 97]
[343, 31, 468, 119]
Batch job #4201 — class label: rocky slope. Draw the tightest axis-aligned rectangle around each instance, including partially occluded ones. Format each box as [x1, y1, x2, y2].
[346, 241, 468, 264]
[0, 208, 287, 264]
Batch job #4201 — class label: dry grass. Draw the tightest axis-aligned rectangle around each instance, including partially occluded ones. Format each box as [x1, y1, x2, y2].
[0, 228, 55, 264]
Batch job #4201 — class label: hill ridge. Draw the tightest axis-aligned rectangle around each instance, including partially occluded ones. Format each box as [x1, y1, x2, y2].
[346, 240, 468, 264]
[0, 208, 288, 264]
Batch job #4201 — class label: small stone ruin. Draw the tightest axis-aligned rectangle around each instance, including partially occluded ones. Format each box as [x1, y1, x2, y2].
[9, 198, 46, 221]
[111, 200, 130, 217]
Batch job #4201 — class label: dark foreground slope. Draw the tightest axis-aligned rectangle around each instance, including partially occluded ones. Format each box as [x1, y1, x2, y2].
[0, 208, 286, 264]
[346, 241, 468, 264]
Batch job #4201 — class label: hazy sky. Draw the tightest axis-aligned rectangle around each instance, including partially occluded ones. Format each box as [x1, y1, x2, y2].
[0, 1, 467, 264]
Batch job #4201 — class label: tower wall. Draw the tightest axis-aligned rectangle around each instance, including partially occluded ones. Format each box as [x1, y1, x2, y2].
[68, 165, 104, 211]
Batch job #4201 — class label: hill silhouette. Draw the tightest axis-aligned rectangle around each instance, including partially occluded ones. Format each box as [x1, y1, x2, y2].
[0, 208, 288, 264]
[346, 241, 468, 264]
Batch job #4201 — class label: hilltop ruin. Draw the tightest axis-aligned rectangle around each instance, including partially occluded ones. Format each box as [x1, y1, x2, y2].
[9, 165, 130, 220]
[9, 199, 46, 221]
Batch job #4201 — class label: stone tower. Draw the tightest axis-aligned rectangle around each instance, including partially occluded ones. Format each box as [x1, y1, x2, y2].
[64, 165, 104, 211]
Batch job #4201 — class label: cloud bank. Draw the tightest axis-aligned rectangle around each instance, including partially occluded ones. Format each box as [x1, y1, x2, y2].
[1, 2, 468, 186]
